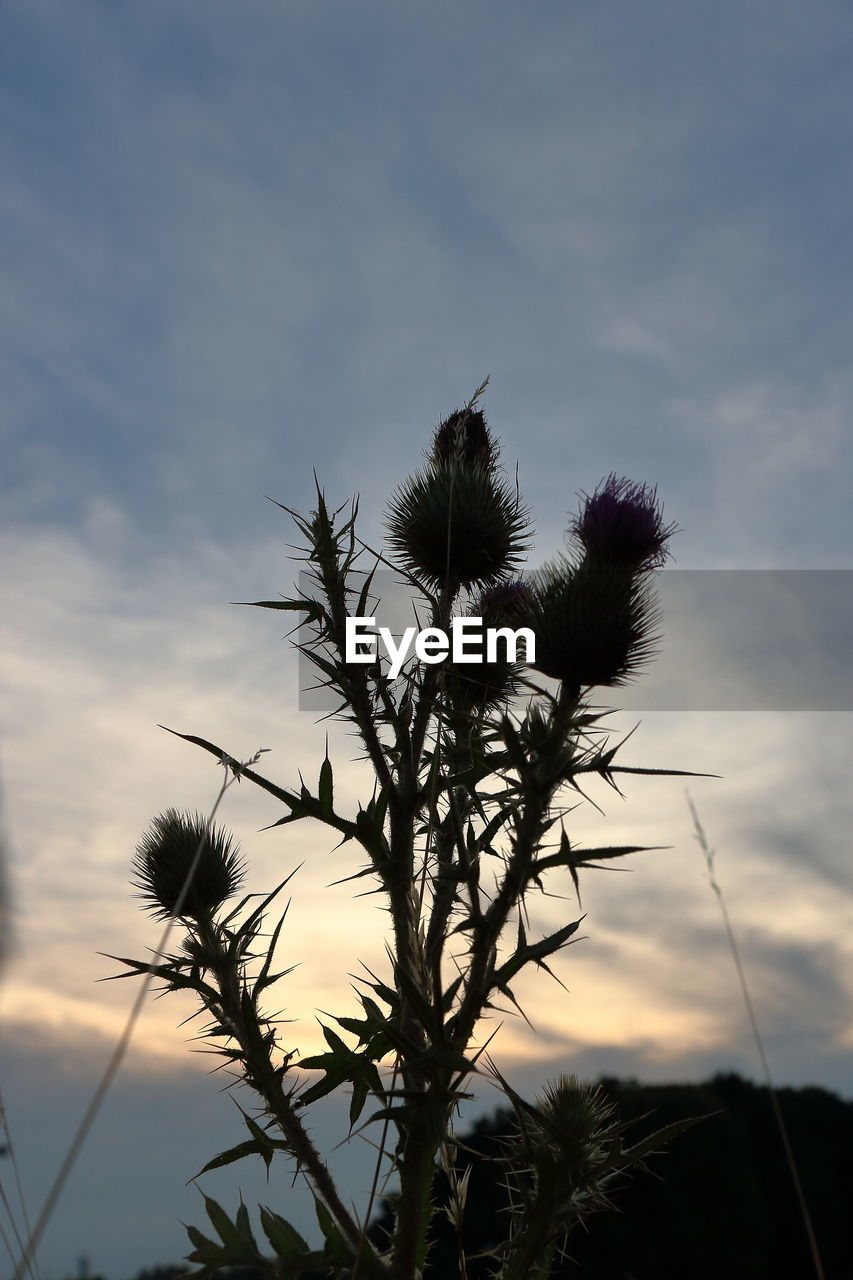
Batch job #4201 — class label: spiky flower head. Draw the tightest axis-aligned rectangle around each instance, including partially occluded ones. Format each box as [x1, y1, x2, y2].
[386, 458, 530, 596]
[573, 474, 676, 570]
[532, 1075, 619, 1170]
[497, 1075, 622, 1256]
[444, 651, 519, 714]
[131, 809, 245, 924]
[529, 556, 661, 690]
[477, 578, 536, 627]
[441, 581, 534, 713]
[431, 407, 497, 470]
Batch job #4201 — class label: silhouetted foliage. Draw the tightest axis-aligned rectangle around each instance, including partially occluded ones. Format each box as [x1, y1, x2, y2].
[128, 1072, 852, 1279]
[116, 387, 688, 1279]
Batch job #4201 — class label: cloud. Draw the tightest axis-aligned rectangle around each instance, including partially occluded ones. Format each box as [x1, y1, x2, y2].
[0, 517, 340, 1039]
[3, 515, 851, 1070]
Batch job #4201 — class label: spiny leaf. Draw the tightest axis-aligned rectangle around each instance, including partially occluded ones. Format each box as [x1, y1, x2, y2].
[441, 974, 464, 1014]
[203, 1196, 244, 1250]
[254, 908, 290, 997]
[160, 727, 359, 840]
[235, 1201, 258, 1251]
[321, 1023, 350, 1055]
[196, 1195, 261, 1267]
[350, 1077, 369, 1127]
[184, 1222, 217, 1256]
[531, 842, 665, 876]
[259, 1206, 310, 1260]
[183, 1221, 225, 1275]
[319, 745, 334, 816]
[238, 598, 325, 625]
[194, 1138, 278, 1178]
[313, 1195, 352, 1267]
[493, 918, 584, 989]
[622, 1111, 712, 1165]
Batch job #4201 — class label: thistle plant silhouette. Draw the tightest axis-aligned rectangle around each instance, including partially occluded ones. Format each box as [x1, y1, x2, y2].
[110, 382, 697, 1280]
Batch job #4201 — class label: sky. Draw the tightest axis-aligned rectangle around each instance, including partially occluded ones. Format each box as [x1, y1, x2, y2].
[1, 1, 853, 1275]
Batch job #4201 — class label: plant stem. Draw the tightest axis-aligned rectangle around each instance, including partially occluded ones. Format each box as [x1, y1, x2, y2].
[200, 921, 392, 1279]
[390, 1102, 443, 1279]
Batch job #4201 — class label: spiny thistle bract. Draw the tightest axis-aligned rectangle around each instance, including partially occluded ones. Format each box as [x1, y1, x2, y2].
[443, 636, 518, 713]
[529, 555, 662, 689]
[131, 809, 245, 923]
[386, 409, 530, 594]
[531, 1074, 620, 1172]
[503, 1075, 621, 1220]
[443, 580, 536, 712]
[477, 578, 536, 625]
[489, 1074, 646, 1279]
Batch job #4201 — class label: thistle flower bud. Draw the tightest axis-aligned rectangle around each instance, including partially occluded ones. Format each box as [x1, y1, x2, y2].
[131, 809, 245, 924]
[477, 579, 536, 628]
[572, 474, 676, 570]
[386, 460, 530, 594]
[533, 1074, 618, 1167]
[442, 582, 534, 712]
[498, 1075, 620, 1254]
[529, 556, 660, 689]
[444, 654, 517, 713]
[507, 1076, 619, 1204]
[431, 407, 496, 470]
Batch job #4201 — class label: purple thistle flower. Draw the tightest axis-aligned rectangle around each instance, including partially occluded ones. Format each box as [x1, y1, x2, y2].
[573, 474, 676, 570]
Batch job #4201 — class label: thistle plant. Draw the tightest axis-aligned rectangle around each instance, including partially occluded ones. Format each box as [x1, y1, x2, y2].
[111, 382, 695, 1280]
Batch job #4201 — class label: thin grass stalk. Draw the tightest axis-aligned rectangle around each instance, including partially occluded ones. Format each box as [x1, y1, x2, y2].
[0, 1180, 31, 1280]
[0, 1201, 20, 1277]
[687, 793, 826, 1280]
[11, 760, 247, 1280]
[0, 1097, 40, 1280]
